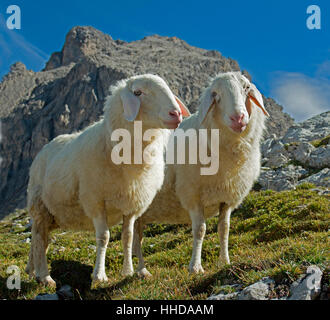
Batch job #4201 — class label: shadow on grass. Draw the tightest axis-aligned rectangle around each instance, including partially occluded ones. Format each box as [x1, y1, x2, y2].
[86, 276, 137, 300]
[50, 260, 136, 300]
[188, 266, 240, 297]
[0, 275, 41, 300]
[50, 260, 93, 294]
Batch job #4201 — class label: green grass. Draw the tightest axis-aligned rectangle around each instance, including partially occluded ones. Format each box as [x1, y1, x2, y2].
[0, 185, 329, 300]
[310, 135, 330, 148]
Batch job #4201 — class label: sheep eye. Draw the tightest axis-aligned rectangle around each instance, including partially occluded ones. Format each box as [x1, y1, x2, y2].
[134, 89, 142, 96]
[211, 91, 217, 98]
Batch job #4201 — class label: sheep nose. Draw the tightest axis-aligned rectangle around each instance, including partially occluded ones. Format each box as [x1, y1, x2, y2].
[169, 110, 181, 118]
[230, 113, 247, 133]
[169, 110, 182, 122]
[230, 113, 245, 125]
[163, 109, 183, 129]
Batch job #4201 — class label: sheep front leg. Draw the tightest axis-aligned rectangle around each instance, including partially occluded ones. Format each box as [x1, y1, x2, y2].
[218, 203, 231, 265]
[122, 214, 136, 277]
[133, 218, 152, 278]
[92, 216, 110, 284]
[30, 219, 56, 287]
[188, 207, 206, 274]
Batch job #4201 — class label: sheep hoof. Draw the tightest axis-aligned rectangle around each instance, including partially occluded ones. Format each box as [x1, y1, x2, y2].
[25, 265, 35, 277]
[37, 275, 57, 288]
[122, 269, 134, 277]
[137, 268, 152, 279]
[189, 264, 205, 274]
[92, 272, 109, 284]
[218, 256, 230, 266]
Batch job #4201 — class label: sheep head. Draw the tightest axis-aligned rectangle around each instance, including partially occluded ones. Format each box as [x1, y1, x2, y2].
[119, 74, 190, 129]
[198, 72, 269, 133]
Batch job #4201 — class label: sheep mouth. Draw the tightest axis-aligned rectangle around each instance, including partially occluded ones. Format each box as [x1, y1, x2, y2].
[162, 120, 181, 129]
[230, 124, 247, 133]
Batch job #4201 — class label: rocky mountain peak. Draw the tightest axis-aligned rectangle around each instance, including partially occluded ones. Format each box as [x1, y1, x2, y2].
[0, 26, 297, 217]
[45, 26, 115, 70]
[1, 62, 31, 82]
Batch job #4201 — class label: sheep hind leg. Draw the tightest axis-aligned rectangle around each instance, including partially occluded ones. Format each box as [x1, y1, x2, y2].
[121, 213, 136, 277]
[133, 218, 152, 278]
[29, 207, 57, 287]
[188, 206, 206, 274]
[92, 215, 110, 284]
[218, 203, 231, 266]
[25, 223, 35, 277]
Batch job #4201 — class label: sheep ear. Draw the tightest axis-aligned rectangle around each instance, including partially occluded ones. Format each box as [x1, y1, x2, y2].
[120, 87, 141, 122]
[175, 96, 191, 117]
[198, 88, 214, 124]
[248, 85, 269, 117]
[245, 95, 252, 118]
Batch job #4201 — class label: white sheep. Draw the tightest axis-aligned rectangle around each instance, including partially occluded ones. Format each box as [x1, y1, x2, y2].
[133, 72, 269, 276]
[25, 74, 190, 287]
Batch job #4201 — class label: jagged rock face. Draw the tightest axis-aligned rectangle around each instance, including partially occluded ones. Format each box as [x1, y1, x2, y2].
[258, 111, 330, 191]
[262, 97, 294, 138]
[0, 26, 294, 217]
[282, 111, 330, 144]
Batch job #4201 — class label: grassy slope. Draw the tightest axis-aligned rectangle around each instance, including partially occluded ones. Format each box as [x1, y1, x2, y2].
[0, 183, 329, 300]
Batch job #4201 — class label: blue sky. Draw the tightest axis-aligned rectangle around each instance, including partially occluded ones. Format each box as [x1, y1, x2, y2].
[0, 0, 329, 120]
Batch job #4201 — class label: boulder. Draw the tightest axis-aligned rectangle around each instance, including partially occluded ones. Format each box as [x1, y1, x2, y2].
[288, 266, 322, 300]
[282, 112, 330, 144]
[308, 145, 330, 169]
[290, 142, 315, 163]
[258, 165, 308, 191]
[298, 168, 330, 188]
[238, 278, 275, 300]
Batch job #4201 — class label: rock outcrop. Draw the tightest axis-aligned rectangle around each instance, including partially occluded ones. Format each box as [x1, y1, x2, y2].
[258, 111, 330, 191]
[208, 267, 326, 300]
[0, 26, 294, 217]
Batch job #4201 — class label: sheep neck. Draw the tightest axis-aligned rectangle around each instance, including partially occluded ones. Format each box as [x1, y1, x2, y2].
[201, 116, 257, 172]
[104, 101, 163, 168]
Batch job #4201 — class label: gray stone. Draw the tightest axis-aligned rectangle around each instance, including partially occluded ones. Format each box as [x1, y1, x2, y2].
[282, 111, 330, 144]
[261, 135, 277, 157]
[56, 285, 74, 300]
[25, 219, 33, 231]
[298, 168, 330, 188]
[258, 165, 308, 191]
[34, 285, 74, 300]
[288, 265, 322, 300]
[291, 142, 315, 163]
[35, 293, 59, 300]
[208, 292, 239, 300]
[310, 188, 329, 195]
[238, 278, 275, 300]
[261, 139, 288, 159]
[264, 153, 288, 168]
[308, 145, 330, 168]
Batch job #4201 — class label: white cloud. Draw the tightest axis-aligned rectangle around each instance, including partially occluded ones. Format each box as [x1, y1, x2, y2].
[316, 60, 330, 78]
[271, 69, 330, 122]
